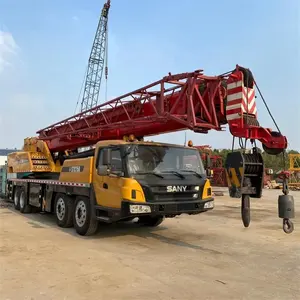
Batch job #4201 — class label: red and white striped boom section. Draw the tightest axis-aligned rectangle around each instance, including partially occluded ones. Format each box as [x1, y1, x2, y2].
[226, 76, 257, 122]
[37, 65, 287, 153]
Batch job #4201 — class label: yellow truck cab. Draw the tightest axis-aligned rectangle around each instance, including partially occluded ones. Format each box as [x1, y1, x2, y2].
[7, 139, 214, 236]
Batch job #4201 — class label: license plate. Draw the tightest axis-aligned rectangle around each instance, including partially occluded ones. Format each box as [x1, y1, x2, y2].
[204, 201, 214, 209]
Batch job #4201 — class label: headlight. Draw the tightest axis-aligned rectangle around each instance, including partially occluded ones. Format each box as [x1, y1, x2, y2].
[204, 201, 214, 209]
[192, 193, 198, 198]
[194, 186, 200, 191]
[129, 205, 151, 214]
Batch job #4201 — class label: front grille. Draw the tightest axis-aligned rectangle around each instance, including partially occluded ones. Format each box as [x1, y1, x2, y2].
[155, 202, 202, 213]
[154, 192, 196, 201]
[142, 185, 202, 202]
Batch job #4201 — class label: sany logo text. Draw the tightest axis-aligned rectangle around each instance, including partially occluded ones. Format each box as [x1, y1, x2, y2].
[166, 186, 187, 192]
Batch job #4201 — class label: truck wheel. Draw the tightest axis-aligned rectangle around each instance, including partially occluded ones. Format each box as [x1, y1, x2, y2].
[54, 193, 74, 228]
[19, 188, 32, 214]
[73, 196, 98, 236]
[13, 187, 20, 210]
[138, 216, 165, 227]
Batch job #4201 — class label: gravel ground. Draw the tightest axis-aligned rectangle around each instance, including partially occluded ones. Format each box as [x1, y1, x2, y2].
[0, 189, 299, 300]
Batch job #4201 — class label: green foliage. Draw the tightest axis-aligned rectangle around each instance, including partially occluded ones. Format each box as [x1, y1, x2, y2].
[211, 148, 299, 173]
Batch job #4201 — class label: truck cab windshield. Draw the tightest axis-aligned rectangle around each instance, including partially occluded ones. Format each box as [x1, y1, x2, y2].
[125, 145, 205, 177]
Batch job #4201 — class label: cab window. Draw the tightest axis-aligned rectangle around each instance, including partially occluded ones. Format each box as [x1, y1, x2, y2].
[111, 149, 122, 172]
[96, 148, 122, 169]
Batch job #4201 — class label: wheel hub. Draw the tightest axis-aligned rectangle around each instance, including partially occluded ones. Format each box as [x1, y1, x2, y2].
[56, 198, 66, 221]
[75, 201, 87, 227]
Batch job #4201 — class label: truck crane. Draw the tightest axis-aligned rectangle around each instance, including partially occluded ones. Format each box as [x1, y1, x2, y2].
[5, 65, 295, 235]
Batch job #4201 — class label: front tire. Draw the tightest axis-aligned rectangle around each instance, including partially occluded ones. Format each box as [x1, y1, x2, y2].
[54, 193, 74, 228]
[73, 196, 98, 236]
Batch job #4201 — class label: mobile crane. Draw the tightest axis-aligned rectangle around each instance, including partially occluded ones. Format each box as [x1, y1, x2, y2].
[5, 65, 295, 235]
[5, 1, 295, 236]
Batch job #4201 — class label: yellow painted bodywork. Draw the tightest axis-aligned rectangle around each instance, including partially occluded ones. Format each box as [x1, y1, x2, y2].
[225, 167, 244, 188]
[92, 141, 146, 208]
[8, 137, 210, 210]
[7, 138, 59, 173]
[7, 151, 32, 173]
[92, 173, 146, 209]
[202, 179, 212, 199]
[121, 178, 145, 203]
[59, 157, 94, 183]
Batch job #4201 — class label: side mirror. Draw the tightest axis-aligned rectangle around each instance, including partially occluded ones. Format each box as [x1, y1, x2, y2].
[206, 168, 213, 178]
[103, 148, 112, 165]
[97, 165, 109, 176]
[205, 155, 211, 169]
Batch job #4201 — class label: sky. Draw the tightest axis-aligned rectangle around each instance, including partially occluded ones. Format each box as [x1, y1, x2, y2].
[0, 0, 299, 151]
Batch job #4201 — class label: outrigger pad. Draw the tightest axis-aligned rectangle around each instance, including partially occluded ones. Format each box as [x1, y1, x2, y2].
[225, 150, 264, 199]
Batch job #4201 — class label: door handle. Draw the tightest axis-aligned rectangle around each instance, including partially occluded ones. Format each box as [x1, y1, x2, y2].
[103, 183, 108, 189]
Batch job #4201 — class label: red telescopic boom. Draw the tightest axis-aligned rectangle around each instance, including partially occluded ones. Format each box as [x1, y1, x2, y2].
[37, 65, 287, 154]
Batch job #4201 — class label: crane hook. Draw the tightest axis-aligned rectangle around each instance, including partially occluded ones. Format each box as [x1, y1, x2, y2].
[283, 218, 294, 234]
[278, 175, 295, 234]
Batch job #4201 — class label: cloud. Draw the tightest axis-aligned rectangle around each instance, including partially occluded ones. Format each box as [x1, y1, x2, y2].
[0, 30, 18, 73]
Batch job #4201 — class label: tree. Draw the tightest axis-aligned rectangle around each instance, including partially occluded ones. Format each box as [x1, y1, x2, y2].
[210, 148, 299, 173]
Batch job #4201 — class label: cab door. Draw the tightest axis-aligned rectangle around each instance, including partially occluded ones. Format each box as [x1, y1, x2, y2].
[93, 147, 124, 209]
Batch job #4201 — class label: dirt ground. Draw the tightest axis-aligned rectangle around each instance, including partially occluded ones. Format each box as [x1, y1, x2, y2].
[0, 189, 299, 300]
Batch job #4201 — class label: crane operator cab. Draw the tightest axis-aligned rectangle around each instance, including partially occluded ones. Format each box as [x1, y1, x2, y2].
[93, 137, 214, 226]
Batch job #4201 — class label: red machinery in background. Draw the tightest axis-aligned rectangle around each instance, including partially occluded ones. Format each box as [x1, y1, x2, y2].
[195, 145, 227, 187]
[195, 145, 212, 169]
[210, 155, 226, 187]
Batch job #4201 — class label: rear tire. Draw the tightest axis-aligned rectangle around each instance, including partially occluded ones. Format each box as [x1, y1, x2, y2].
[54, 193, 74, 228]
[13, 187, 20, 210]
[138, 216, 165, 227]
[73, 196, 98, 236]
[19, 188, 32, 214]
